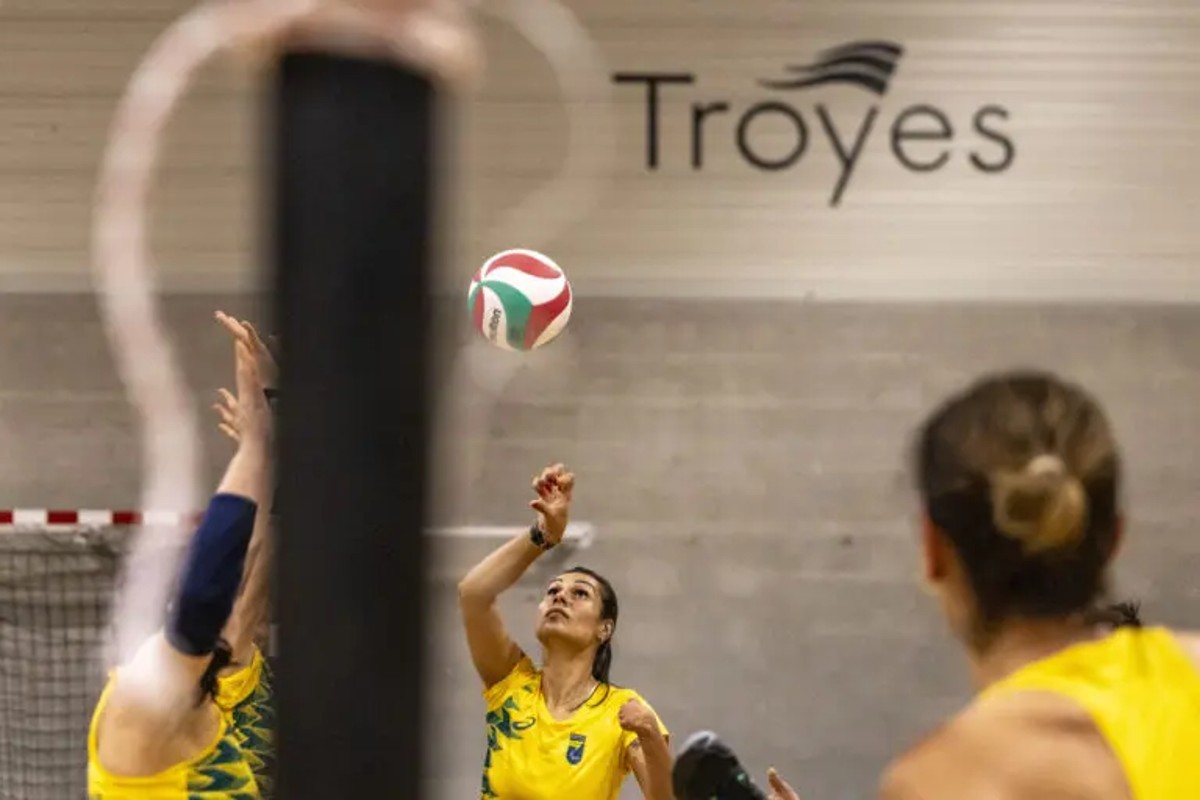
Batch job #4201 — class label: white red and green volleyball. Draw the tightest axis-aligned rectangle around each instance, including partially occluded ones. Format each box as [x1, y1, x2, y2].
[467, 249, 573, 351]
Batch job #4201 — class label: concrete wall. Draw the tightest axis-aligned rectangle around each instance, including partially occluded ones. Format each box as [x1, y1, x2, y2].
[2, 295, 1199, 798]
[3, 0, 1200, 299]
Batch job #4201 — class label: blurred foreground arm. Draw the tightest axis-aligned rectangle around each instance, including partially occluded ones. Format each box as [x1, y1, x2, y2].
[109, 338, 270, 721]
[457, 464, 573, 687]
[213, 311, 277, 666]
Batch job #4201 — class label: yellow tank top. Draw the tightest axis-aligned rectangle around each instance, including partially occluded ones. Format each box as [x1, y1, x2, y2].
[980, 626, 1200, 800]
[88, 675, 259, 799]
[217, 648, 275, 798]
[479, 657, 668, 800]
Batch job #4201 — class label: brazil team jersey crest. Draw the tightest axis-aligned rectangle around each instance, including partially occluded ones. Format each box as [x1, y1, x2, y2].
[479, 657, 667, 800]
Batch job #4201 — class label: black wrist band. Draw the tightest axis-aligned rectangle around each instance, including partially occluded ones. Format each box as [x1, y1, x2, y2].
[529, 523, 556, 551]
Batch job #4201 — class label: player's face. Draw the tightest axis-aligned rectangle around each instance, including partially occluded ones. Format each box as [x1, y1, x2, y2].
[536, 572, 606, 647]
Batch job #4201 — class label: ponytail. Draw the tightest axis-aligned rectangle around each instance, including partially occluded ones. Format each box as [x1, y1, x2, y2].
[592, 639, 613, 684]
[587, 639, 614, 707]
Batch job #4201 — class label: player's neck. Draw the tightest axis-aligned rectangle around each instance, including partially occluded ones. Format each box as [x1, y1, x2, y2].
[540, 651, 596, 714]
[969, 617, 1097, 690]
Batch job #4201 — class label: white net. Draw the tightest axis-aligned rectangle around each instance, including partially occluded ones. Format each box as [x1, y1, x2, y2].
[0, 525, 135, 800]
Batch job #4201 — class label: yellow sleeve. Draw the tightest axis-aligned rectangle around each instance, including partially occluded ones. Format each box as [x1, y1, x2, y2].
[216, 646, 264, 712]
[482, 655, 538, 709]
[619, 691, 669, 754]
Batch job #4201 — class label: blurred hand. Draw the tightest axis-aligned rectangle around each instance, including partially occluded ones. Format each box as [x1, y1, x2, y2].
[212, 387, 241, 444]
[220, 340, 271, 450]
[617, 698, 659, 738]
[215, 310, 278, 389]
[767, 768, 800, 800]
[529, 463, 573, 545]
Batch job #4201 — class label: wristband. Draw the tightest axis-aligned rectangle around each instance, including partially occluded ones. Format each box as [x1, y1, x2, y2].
[529, 523, 556, 551]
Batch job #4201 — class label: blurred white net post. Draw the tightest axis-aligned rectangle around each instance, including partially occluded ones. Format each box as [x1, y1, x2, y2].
[90, 0, 482, 667]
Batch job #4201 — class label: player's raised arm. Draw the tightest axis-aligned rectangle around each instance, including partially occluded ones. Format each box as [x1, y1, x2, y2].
[105, 337, 270, 735]
[213, 311, 277, 667]
[457, 464, 573, 688]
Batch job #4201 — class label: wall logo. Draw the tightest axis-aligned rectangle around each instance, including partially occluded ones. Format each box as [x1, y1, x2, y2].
[757, 40, 903, 96]
[612, 40, 1015, 206]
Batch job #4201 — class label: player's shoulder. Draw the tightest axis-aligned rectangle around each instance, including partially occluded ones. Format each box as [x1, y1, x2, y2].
[511, 653, 540, 680]
[493, 652, 540, 684]
[603, 683, 652, 707]
[483, 653, 540, 706]
[605, 683, 638, 701]
[882, 689, 1117, 800]
[1170, 629, 1200, 666]
[882, 696, 1033, 796]
[879, 712, 977, 800]
[886, 716, 1032, 798]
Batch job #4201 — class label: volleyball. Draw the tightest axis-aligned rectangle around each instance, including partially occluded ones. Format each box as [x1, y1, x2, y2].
[467, 249, 573, 351]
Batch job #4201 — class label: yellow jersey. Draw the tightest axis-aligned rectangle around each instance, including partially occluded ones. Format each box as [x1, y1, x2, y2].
[87, 675, 259, 799]
[217, 648, 275, 798]
[980, 626, 1200, 800]
[479, 657, 668, 800]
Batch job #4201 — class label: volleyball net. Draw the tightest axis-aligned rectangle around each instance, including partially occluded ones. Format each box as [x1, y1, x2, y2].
[0, 523, 127, 800]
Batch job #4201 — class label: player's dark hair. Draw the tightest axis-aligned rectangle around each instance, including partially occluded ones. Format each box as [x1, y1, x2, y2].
[913, 370, 1132, 649]
[563, 566, 618, 705]
[1087, 600, 1143, 629]
[198, 638, 234, 707]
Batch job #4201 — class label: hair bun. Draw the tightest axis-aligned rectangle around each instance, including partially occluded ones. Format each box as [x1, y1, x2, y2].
[991, 454, 1089, 554]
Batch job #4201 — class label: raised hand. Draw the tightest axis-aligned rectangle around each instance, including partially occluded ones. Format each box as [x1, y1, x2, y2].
[529, 463, 574, 546]
[224, 339, 271, 450]
[212, 388, 240, 444]
[767, 768, 801, 800]
[214, 310, 278, 389]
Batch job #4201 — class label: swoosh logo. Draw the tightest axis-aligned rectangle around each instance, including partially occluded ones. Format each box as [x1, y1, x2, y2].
[757, 40, 904, 96]
[512, 717, 537, 731]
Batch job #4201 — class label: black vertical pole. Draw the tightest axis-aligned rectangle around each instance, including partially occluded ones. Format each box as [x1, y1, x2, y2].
[270, 51, 434, 799]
